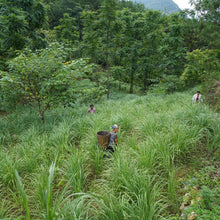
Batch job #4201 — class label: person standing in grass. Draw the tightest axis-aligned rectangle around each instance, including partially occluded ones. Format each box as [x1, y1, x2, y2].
[87, 104, 96, 114]
[105, 124, 119, 156]
[192, 91, 203, 103]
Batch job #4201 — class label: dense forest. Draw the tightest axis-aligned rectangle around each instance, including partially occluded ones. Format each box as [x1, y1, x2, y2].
[0, 0, 219, 114]
[0, 0, 220, 219]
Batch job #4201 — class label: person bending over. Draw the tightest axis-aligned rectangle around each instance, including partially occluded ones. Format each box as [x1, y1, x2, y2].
[105, 124, 119, 156]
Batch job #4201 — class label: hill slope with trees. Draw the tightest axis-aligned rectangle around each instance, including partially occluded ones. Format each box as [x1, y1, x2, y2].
[133, 0, 180, 13]
[0, 0, 220, 218]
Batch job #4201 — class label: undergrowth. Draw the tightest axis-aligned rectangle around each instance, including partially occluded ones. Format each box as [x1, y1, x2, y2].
[0, 91, 219, 219]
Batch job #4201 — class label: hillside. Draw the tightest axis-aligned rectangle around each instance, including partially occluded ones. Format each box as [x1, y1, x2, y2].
[133, 0, 180, 13]
[0, 92, 219, 219]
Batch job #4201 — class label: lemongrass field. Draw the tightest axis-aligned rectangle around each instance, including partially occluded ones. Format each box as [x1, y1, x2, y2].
[0, 91, 219, 219]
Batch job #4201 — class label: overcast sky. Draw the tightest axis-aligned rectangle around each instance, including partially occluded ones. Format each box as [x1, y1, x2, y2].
[173, 0, 193, 9]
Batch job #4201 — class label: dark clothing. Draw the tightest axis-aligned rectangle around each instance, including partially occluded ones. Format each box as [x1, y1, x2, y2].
[104, 131, 117, 158]
[106, 146, 114, 153]
[103, 146, 114, 158]
[108, 131, 117, 147]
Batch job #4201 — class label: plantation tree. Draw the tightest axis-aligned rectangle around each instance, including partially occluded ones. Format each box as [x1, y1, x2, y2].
[82, 0, 118, 98]
[43, 0, 103, 28]
[81, 10, 100, 63]
[0, 2, 26, 68]
[110, 66, 127, 92]
[0, 0, 47, 60]
[107, 7, 165, 93]
[159, 13, 187, 76]
[104, 10, 131, 92]
[188, 0, 220, 49]
[190, 0, 220, 24]
[150, 13, 188, 93]
[54, 13, 79, 44]
[98, 0, 118, 99]
[137, 10, 165, 91]
[117, 9, 142, 94]
[181, 49, 220, 87]
[43, 0, 82, 28]
[118, 0, 146, 12]
[0, 45, 102, 122]
[43, 0, 104, 46]
[178, 11, 201, 52]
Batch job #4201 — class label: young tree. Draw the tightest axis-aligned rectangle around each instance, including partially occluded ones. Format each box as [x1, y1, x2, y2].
[0, 45, 102, 122]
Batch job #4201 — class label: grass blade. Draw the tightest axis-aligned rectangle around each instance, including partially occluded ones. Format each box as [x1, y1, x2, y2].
[15, 170, 30, 220]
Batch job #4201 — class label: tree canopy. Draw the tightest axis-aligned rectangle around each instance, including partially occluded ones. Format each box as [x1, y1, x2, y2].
[0, 0, 219, 109]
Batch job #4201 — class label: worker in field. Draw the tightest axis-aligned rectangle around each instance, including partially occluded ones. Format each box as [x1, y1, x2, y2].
[192, 91, 203, 103]
[104, 124, 119, 157]
[87, 104, 96, 113]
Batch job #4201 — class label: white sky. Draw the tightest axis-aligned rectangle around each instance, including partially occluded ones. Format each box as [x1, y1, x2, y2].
[173, 0, 193, 9]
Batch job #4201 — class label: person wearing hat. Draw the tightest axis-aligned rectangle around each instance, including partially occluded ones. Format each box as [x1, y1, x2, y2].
[105, 124, 119, 156]
[87, 104, 96, 113]
[192, 91, 203, 103]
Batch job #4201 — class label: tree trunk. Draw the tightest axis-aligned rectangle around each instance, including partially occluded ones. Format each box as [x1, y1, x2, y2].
[130, 71, 134, 94]
[106, 31, 110, 99]
[37, 100, 45, 123]
[107, 69, 109, 99]
[144, 70, 149, 92]
[40, 112, 44, 123]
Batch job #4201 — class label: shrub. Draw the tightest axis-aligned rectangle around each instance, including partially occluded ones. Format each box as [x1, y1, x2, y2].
[0, 45, 104, 122]
[148, 75, 184, 94]
[181, 49, 220, 87]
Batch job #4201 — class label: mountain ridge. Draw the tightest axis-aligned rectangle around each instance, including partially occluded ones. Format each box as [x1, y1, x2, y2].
[132, 0, 180, 13]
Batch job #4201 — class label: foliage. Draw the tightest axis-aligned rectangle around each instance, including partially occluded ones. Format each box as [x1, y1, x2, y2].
[0, 92, 219, 218]
[190, 0, 220, 24]
[180, 164, 220, 220]
[1, 0, 220, 216]
[137, 10, 167, 91]
[0, 44, 104, 122]
[81, 6, 188, 93]
[159, 13, 187, 76]
[149, 75, 184, 94]
[54, 13, 79, 44]
[181, 49, 220, 87]
[0, 0, 47, 59]
[43, 0, 103, 28]
[1, 0, 219, 95]
[15, 170, 30, 220]
[188, 0, 220, 49]
[205, 81, 220, 111]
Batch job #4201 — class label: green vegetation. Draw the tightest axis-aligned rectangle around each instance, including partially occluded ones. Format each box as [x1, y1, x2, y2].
[1, 0, 219, 97]
[0, 44, 104, 122]
[0, 0, 219, 219]
[0, 92, 219, 219]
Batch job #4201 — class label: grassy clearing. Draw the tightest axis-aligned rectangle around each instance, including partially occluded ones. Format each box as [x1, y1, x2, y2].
[0, 91, 219, 219]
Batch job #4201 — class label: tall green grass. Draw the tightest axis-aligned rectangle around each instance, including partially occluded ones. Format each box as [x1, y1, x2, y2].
[15, 170, 30, 220]
[0, 91, 219, 219]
